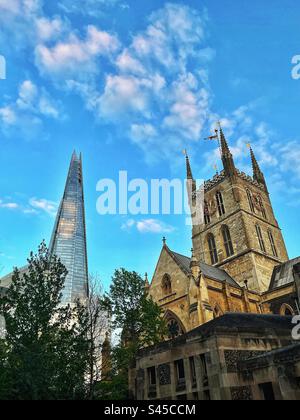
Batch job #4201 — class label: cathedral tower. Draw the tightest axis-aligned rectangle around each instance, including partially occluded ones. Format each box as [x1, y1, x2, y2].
[188, 128, 288, 292]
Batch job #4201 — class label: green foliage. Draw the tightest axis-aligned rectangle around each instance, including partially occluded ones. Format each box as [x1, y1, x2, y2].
[109, 268, 145, 341]
[108, 268, 167, 348]
[0, 251, 166, 400]
[0, 241, 91, 400]
[103, 268, 167, 398]
[0, 339, 12, 400]
[95, 374, 129, 400]
[140, 296, 167, 347]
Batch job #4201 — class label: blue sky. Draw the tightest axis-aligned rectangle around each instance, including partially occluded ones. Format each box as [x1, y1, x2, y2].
[0, 0, 299, 289]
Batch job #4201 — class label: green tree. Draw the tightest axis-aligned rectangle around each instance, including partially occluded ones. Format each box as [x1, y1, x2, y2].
[103, 268, 167, 399]
[0, 241, 90, 400]
[108, 268, 166, 347]
[140, 296, 167, 347]
[0, 339, 12, 400]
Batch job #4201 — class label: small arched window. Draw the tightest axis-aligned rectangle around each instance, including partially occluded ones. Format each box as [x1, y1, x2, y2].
[268, 230, 278, 258]
[222, 225, 234, 258]
[256, 225, 266, 253]
[204, 201, 211, 225]
[258, 195, 267, 219]
[162, 274, 172, 295]
[216, 191, 225, 217]
[280, 304, 295, 316]
[208, 233, 218, 265]
[247, 189, 255, 213]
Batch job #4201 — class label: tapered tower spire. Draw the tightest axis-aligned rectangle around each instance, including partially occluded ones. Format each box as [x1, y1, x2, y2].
[49, 152, 89, 304]
[219, 124, 236, 177]
[186, 153, 194, 180]
[250, 147, 267, 190]
[144, 273, 150, 293]
[185, 152, 196, 206]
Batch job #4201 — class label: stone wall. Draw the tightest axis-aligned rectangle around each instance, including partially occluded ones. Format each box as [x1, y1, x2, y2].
[130, 314, 296, 401]
[149, 245, 264, 336]
[149, 247, 192, 333]
[191, 172, 289, 293]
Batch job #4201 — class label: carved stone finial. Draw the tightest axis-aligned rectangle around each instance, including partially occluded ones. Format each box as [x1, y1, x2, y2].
[190, 248, 200, 280]
[145, 272, 150, 291]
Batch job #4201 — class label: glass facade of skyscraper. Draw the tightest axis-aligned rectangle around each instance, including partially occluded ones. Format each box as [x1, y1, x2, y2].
[49, 152, 89, 304]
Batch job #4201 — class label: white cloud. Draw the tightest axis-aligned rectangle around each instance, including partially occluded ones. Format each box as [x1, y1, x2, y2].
[116, 49, 146, 75]
[98, 75, 153, 119]
[278, 141, 300, 180]
[17, 80, 38, 110]
[122, 218, 175, 234]
[0, 0, 44, 49]
[88, 3, 213, 161]
[0, 0, 21, 14]
[0, 200, 19, 210]
[58, 0, 125, 18]
[163, 73, 210, 141]
[201, 101, 300, 208]
[131, 3, 207, 70]
[29, 198, 58, 216]
[35, 25, 120, 78]
[0, 107, 17, 125]
[0, 1, 213, 160]
[0, 80, 62, 136]
[130, 124, 158, 143]
[36, 16, 64, 41]
[121, 219, 136, 231]
[0, 196, 58, 216]
[137, 219, 175, 234]
[0, 0, 40, 17]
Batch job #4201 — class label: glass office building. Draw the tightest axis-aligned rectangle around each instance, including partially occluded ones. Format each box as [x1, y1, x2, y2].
[49, 152, 89, 304]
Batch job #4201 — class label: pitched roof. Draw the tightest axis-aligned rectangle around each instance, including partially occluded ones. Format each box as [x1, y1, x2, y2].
[169, 249, 241, 288]
[200, 261, 241, 288]
[268, 256, 300, 291]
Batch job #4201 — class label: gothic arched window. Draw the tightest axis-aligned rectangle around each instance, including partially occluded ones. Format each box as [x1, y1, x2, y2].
[216, 191, 225, 217]
[222, 225, 234, 258]
[247, 189, 255, 213]
[164, 311, 185, 339]
[258, 195, 267, 219]
[204, 201, 211, 225]
[268, 230, 278, 258]
[256, 225, 266, 253]
[162, 274, 172, 295]
[208, 233, 218, 265]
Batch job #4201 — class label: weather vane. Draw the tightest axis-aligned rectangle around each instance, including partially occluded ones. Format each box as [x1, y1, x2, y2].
[204, 122, 222, 156]
[213, 163, 219, 174]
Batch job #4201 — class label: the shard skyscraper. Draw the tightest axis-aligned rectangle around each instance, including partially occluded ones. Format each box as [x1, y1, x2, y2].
[49, 152, 89, 304]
